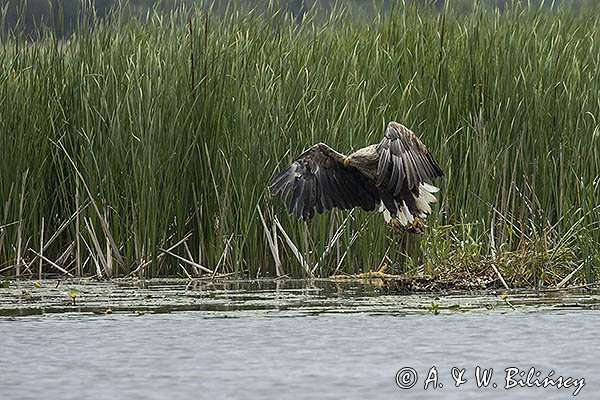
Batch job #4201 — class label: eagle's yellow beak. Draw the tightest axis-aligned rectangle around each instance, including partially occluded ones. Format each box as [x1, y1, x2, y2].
[343, 157, 350, 167]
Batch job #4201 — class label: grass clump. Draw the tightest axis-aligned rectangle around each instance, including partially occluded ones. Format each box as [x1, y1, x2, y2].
[0, 1, 598, 286]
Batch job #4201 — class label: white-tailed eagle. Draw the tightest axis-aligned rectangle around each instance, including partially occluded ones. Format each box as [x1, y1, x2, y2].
[269, 122, 443, 233]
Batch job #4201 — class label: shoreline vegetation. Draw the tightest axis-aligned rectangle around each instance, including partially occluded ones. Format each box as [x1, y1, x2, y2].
[1, 1, 599, 288]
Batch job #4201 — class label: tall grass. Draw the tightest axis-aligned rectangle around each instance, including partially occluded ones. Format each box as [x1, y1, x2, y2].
[0, 1, 598, 284]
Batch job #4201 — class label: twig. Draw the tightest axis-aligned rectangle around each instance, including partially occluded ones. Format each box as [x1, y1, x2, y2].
[26, 200, 90, 271]
[54, 243, 74, 265]
[29, 250, 73, 277]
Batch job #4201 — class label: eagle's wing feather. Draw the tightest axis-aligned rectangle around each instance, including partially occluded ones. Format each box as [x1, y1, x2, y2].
[270, 143, 379, 220]
[376, 122, 443, 195]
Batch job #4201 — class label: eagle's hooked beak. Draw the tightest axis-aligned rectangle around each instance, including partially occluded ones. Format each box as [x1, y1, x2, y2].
[343, 157, 351, 168]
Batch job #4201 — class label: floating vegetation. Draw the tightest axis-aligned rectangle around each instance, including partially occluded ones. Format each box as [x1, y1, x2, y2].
[0, 279, 599, 318]
[0, 1, 598, 284]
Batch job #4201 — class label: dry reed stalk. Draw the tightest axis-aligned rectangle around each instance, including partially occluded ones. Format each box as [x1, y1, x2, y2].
[212, 233, 233, 279]
[178, 262, 193, 280]
[55, 242, 74, 266]
[76, 175, 81, 276]
[159, 247, 214, 274]
[490, 263, 510, 290]
[311, 209, 355, 275]
[29, 249, 73, 277]
[16, 170, 27, 277]
[257, 206, 283, 276]
[38, 217, 44, 280]
[556, 261, 586, 289]
[84, 217, 107, 278]
[274, 216, 313, 278]
[332, 220, 368, 276]
[56, 140, 124, 267]
[183, 241, 200, 276]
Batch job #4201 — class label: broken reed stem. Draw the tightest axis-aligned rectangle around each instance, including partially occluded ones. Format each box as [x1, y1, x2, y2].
[104, 206, 113, 277]
[274, 216, 313, 278]
[159, 247, 214, 274]
[55, 140, 124, 267]
[76, 174, 81, 276]
[38, 217, 44, 280]
[179, 262, 193, 280]
[84, 217, 105, 278]
[29, 249, 73, 277]
[311, 209, 355, 275]
[212, 234, 233, 279]
[491, 263, 510, 290]
[332, 220, 368, 276]
[556, 261, 586, 289]
[183, 241, 200, 275]
[127, 232, 196, 277]
[16, 170, 28, 277]
[257, 206, 283, 276]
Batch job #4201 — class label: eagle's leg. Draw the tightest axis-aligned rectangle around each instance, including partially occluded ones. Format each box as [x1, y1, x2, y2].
[390, 216, 403, 232]
[407, 217, 428, 234]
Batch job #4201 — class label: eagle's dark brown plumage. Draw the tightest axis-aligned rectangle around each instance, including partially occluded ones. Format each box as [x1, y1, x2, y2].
[269, 122, 443, 233]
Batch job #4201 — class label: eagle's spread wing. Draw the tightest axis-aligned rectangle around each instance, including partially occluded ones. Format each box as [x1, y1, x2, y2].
[375, 122, 443, 195]
[270, 143, 380, 220]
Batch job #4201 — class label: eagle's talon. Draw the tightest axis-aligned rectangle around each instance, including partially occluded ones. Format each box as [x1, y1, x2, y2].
[390, 217, 403, 232]
[407, 217, 428, 234]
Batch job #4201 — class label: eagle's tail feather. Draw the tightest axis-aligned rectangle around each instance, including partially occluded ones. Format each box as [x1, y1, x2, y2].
[413, 183, 438, 218]
[380, 183, 439, 229]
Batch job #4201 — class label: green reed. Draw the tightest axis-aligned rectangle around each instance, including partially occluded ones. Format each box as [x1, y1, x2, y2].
[0, 1, 598, 285]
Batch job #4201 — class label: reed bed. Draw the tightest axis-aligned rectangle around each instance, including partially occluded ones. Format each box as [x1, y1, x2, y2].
[0, 1, 598, 286]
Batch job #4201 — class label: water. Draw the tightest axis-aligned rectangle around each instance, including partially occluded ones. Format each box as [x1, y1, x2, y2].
[1, 280, 598, 399]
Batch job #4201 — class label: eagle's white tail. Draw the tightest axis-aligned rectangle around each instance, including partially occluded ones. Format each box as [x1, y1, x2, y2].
[380, 183, 439, 226]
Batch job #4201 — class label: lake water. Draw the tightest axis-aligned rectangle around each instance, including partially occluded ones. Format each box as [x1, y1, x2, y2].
[0, 280, 598, 399]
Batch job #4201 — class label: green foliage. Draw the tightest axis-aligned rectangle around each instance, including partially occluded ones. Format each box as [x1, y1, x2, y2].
[0, 1, 598, 282]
